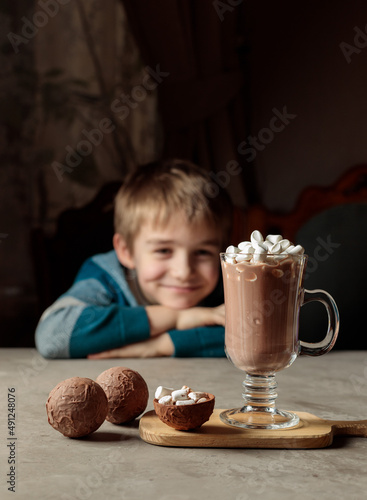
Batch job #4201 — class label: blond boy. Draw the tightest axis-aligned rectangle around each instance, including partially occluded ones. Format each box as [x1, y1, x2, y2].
[35, 159, 233, 358]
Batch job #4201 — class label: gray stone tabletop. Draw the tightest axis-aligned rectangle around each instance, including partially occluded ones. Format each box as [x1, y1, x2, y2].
[0, 348, 366, 500]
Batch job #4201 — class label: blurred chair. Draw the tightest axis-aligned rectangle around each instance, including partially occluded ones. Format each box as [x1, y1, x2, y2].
[31, 181, 122, 315]
[233, 165, 367, 349]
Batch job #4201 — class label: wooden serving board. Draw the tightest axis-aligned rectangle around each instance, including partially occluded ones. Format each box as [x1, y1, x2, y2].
[139, 409, 367, 449]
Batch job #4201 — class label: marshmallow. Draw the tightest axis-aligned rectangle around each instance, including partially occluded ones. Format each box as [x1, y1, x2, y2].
[278, 239, 290, 252]
[250, 230, 264, 245]
[224, 231, 305, 265]
[287, 244, 304, 255]
[155, 386, 174, 400]
[171, 388, 190, 402]
[254, 241, 268, 252]
[238, 241, 253, 252]
[262, 240, 273, 250]
[188, 391, 207, 402]
[236, 242, 254, 262]
[236, 252, 253, 262]
[226, 245, 239, 254]
[269, 242, 281, 254]
[224, 245, 239, 263]
[158, 395, 173, 405]
[266, 234, 282, 244]
[252, 243, 267, 263]
[156, 385, 210, 407]
[176, 399, 195, 406]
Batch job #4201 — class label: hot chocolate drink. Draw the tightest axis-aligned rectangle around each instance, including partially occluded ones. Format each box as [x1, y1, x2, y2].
[222, 254, 306, 375]
[220, 230, 339, 430]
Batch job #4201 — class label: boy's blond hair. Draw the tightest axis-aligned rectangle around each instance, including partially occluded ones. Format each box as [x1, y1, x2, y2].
[114, 159, 233, 251]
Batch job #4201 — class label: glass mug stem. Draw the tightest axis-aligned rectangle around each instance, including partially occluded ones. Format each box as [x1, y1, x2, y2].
[221, 374, 300, 429]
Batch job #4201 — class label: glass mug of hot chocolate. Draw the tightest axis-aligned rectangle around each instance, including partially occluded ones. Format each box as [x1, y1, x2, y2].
[220, 231, 339, 430]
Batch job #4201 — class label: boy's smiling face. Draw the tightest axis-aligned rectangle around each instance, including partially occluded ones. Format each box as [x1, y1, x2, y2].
[114, 213, 222, 309]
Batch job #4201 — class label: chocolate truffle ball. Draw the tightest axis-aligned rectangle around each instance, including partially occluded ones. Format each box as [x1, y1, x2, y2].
[46, 377, 108, 438]
[96, 367, 149, 424]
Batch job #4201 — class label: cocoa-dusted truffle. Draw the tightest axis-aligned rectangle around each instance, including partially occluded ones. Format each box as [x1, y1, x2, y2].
[46, 377, 108, 438]
[154, 393, 215, 431]
[96, 367, 149, 424]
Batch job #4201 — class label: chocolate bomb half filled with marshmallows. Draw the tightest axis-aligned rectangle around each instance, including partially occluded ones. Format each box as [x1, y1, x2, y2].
[153, 386, 215, 430]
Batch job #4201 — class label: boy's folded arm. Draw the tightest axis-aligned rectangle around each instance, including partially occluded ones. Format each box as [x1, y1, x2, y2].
[88, 333, 174, 359]
[145, 304, 225, 335]
[86, 325, 225, 359]
[35, 256, 154, 359]
[35, 303, 151, 359]
[176, 304, 225, 330]
[145, 305, 179, 336]
[168, 325, 225, 358]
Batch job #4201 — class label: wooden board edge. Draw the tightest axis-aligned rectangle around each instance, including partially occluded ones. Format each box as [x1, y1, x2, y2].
[138, 410, 335, 449]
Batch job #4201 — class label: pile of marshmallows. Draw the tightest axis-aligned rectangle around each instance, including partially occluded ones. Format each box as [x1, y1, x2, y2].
[225, 230, 305, 264]
[155, 385, 209, 406]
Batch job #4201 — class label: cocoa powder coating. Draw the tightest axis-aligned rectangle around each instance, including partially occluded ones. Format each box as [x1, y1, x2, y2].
[46, 377, 108, 438]
[96, 367, 149, 424]
[154, 393, 215, 430]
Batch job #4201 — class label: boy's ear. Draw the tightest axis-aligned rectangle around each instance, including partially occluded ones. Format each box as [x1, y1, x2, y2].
[113, 233, 135, 269]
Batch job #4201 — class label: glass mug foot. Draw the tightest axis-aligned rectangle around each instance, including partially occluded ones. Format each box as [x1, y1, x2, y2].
[220, 408, 299, 430]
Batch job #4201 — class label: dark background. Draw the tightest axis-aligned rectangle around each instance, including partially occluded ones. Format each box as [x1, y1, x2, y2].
[1, 0, 366, 348]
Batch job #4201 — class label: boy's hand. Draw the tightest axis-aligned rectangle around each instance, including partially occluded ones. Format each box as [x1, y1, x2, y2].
[176, 304, 225, 330]
[87, 333, 174, 359]
[145, 304, 225, 336]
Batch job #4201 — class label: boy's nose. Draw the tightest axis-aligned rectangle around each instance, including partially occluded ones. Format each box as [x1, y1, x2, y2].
[171, 253, 194, 281]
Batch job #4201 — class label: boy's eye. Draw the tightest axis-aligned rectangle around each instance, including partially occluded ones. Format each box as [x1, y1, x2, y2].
[154, 248, 172, 255]
[195, 249, 214, 257]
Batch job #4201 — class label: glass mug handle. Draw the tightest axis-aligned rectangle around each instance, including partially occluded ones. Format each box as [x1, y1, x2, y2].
[299, 289, 340, 356]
